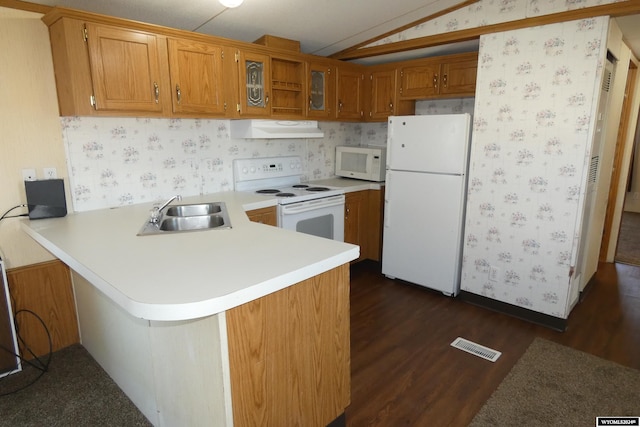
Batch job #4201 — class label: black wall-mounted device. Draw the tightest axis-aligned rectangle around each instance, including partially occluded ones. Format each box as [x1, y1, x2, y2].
[24, 179, 67, 219]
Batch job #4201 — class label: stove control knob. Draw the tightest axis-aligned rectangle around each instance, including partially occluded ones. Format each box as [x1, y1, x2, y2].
[242, 167, 248, 174]
[250, 167, 256, 173]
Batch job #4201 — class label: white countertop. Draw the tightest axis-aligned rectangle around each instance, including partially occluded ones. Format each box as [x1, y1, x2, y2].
[22, 190, 359, 322]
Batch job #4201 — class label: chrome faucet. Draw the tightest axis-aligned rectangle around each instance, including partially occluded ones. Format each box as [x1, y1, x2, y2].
[149, 194, 182, 223]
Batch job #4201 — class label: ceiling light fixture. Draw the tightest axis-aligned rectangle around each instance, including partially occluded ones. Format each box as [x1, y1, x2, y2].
[219, 0, 243, 7]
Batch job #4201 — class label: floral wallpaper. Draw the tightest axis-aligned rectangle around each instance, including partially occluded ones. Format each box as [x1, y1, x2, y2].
[460, 17, 609, 318]
[61, 101, 469, 212]
[364, 0, 620, 48]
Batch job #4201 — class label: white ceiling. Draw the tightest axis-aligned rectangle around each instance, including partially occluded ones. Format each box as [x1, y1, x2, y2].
[23, 0, 640, 63]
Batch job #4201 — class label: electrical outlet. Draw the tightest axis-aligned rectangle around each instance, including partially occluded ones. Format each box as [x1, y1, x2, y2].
[43, 167, 57, 179]
[22, 169, 36, 181]
[489, 266, 500, 282]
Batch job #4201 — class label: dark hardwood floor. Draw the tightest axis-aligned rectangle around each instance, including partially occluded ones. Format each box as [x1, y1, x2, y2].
[345, 260, 640, 426]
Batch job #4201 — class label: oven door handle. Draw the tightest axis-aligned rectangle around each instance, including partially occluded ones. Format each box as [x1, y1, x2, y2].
[280, 197, 345, 215]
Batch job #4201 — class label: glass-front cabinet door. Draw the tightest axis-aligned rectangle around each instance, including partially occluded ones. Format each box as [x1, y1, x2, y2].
[237, 50, 271, 117]
[307, 61, 335, 119]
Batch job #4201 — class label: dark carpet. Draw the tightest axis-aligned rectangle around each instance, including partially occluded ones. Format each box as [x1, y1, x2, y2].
[616, 211, 640, 266]
[470, 338, 640, 426]
[0, 344, 151, 426]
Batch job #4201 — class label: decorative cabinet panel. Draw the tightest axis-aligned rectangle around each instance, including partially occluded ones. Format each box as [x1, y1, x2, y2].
[336, 65, 364, 121]
[307, 61, 335, 120]
[399, 52, 478, 100]
[237, 50, 271, 117]
[86, 23, 167, 114]
[167, 38, 230, 116]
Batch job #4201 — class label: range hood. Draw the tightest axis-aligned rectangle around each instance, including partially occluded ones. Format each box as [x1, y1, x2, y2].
[230, 120, 324, 139]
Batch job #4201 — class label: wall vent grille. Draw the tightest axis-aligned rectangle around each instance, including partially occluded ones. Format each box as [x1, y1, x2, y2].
[589, 155, 599, 183]
[451, 337, 501, 362]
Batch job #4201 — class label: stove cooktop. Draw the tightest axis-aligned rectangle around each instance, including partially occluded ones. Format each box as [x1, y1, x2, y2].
[233, 156, 344, 205]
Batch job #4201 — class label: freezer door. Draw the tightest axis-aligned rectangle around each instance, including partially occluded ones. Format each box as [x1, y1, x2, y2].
[387, 114, 471, 174]
[382, 169, 466, 295]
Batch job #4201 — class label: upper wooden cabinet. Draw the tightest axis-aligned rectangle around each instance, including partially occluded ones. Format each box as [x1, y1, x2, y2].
[270, 55, 306, 118]
[336, 64, 364, 121]
[307, 60, 335, 120]
[167, 38, 231, 117]
[46, 16, 171, 116]
[86, 24, 166, 114]
[399, 52, 478, 100]
[237, 50, 271, 117]
[366, 67, 415, 121]
[43, 8, 479, 120]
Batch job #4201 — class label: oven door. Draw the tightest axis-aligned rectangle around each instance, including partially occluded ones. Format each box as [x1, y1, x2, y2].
[278, 195, 345, 241]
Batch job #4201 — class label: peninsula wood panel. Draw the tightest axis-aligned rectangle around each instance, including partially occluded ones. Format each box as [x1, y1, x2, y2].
[7, 260, 79, 358]
[246, 206, 277, 226]
[226, 264, 350, 427]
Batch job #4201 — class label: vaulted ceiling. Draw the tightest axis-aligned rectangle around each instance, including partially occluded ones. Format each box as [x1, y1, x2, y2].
[13, 0, 640, 64]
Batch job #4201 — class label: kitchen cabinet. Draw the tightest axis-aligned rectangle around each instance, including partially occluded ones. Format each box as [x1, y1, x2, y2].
[246, 206, 277, 226]
[270, 54, 306, 118]
[167, 38, 232, 117]
[399, 52, 478, 100]
[345, 190, 367, 262]
[307, 60, 335, 120]
[345, 189, 384, 262]
[367, 67, 415, 121]
[86, 23, 167, 114]
[46, 16, 170, 116]
[336, 64, 365, 121]
[236, 50, 271, 117]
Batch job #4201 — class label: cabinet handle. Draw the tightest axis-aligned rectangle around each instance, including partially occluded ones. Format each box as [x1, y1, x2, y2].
[176, 84, 181, 104]
[153, 82, 159, 103]
[443, 74, 448, 88]
[389, 100, 393, 110]
[338, 99, 343, 112]
[265, 93, 269, 105]
[433, 74, 438, 89]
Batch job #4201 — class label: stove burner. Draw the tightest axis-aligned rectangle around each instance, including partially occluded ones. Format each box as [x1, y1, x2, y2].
[292, 184, 309, 188]
[256, 189, 281, 194]
[276, 192, 296, 197]
[306, 187, 330, 192]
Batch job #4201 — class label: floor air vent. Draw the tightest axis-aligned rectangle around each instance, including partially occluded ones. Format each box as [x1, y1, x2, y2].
[450, 337, 501, 362]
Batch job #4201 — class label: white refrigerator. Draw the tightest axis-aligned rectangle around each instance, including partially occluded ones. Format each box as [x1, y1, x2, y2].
[382, 114, 472, 296]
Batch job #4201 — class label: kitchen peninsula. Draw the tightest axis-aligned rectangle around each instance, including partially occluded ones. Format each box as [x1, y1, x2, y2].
[22, 191, 358, 427]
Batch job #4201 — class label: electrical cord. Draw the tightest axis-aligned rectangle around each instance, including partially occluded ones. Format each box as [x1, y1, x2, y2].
[0, 204, 28, 222]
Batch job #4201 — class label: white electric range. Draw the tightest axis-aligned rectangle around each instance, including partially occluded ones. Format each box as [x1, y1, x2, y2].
[233, 156, 345, 241]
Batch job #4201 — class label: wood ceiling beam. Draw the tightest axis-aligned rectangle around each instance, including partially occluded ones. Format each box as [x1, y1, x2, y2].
[331, 1, 640, 61]
[0, 0, 51, 14]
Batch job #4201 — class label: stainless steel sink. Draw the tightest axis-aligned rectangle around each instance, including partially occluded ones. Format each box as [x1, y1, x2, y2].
[165, 202, 222, 217]
[137, 201, 232, 236]
[159, 215, 226, 231]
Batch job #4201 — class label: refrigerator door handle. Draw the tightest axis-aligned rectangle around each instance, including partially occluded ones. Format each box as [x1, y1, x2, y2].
[383, 173, 391, 228]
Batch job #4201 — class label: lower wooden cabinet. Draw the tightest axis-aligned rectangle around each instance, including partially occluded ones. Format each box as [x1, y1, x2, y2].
[345, 189, 384, 262]
[7, 260, 79, 358]
[246, 206, 277, 226]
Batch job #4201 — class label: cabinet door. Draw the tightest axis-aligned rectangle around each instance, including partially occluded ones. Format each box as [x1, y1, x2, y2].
[440, 58, 478, 97]
[237, 50, 271, 117]
[167, 38, 227, 116]
[86, 23, 164, 113]
[336, 66, 364, 120]
[398, 62, 440, 100]
[307, 61, 335, 119]
[345, 191, 367, 261]
[369, 69, 396, 121]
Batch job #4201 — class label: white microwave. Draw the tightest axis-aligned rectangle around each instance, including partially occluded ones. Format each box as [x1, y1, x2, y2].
[335, 145, 386, 182]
